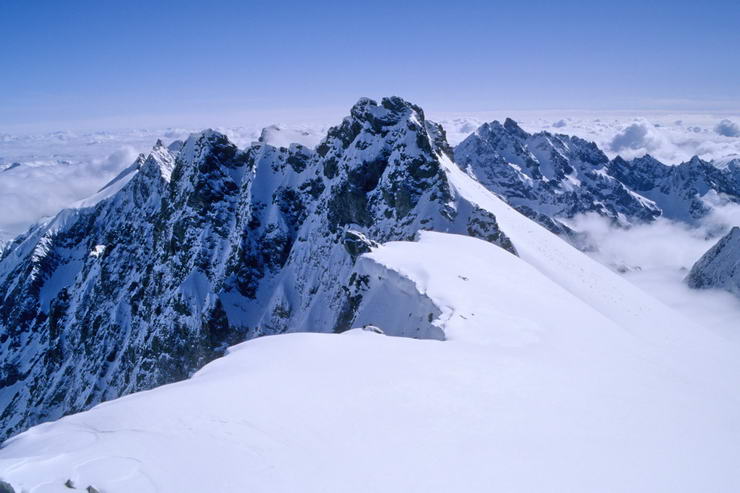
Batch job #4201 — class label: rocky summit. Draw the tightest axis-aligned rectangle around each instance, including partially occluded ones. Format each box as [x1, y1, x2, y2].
[1, 96, 738, 443]
[454, 118, 661, 231]
[686, 226, 740, 298]
[0, 97, 515, 440]
[454, 120, 740, 231]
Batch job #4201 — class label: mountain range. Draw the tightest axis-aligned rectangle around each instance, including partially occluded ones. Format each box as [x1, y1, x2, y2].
[0, 97, 514, 440]
[0, 98, 738, 492]
[454, 118, 740, 234]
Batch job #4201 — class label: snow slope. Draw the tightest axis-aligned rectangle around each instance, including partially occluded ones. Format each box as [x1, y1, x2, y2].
[2, 189, 739, 491]
[0, 97, 516, 440]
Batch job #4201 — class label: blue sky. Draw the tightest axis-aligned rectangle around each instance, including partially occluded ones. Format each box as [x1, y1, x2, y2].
[1, 0, 739, 130]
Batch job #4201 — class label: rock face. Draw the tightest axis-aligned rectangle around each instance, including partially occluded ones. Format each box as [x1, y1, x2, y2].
[454, 120, 740, 230]
[607, 155, 740, 222]
[454, 119, 661, 228]
[686, 227, 740, 297]
[0, 97, 516, 440]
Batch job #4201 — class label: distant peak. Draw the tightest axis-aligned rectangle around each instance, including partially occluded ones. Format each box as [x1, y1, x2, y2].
[349, 97, 379, 121]
[630, 154, 663, 167]
[687, 155, 708, 166]
[141, 140, 176, 182]
[503, 118, 528, 138]
[380, 96, 425, 119]
[2, 162, 21, 173]
[476, 119, 529, 140]
[349, 96, 424, 125]
[200, 128, 225, 141]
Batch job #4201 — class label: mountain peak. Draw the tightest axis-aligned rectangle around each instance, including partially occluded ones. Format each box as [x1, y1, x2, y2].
[686, 226, 740, 297]
[348, 96, 424, 127]
[477, 119, 529, 141]
[503, 118, 528, 138]
[685, 155, 712, 168]
[140, 140, 176, 182]
[455, 119, 662, 225]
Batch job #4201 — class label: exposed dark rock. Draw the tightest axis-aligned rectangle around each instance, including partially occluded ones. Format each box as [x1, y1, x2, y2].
[686, 227, 740, 297]
[343, 230, 379, 261]
[0, 96, 518, 442]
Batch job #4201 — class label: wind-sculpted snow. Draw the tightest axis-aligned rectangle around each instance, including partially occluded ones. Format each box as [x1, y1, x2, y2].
[0, 97, 516, 440]
[455, 119, 740, 230]
[686, 226, 740, 297]
[1, 232, 738, 492]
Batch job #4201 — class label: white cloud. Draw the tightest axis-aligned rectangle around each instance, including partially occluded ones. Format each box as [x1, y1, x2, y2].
[0, 147, 139, 234]
[715, 119, 740, 137]
[568, 209, 740, 338]
[433, 110, 740, 164]
[0, 122, 333, 238]
[609, 120, 664, 155]
[552, 119, 567, 128]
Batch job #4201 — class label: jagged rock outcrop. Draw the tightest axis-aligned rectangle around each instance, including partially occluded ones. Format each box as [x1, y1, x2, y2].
[686, 227, 740, 297]
[0, 97, 516, 440]
[606, 155, 740, 222]
[454, 120, 740, 233]
[454, 119, 661, 228]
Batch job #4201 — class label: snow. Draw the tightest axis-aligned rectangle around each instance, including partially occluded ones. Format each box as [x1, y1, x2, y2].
[89, 245, 106, 258]
[2, 101, 739, 492]
[257, 124, 326, 149]
[435, 110, 740, 164]
[38, 257, 83, 311]
[2, 232, 739, 492]
[687, 226, 740, 297]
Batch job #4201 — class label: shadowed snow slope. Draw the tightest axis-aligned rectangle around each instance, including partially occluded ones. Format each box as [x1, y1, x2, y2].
[1, 229, 738, 492]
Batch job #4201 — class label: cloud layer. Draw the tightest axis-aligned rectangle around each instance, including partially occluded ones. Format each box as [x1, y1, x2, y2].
[435, 111, 740, 164]
[1, 115, 738, 340]
[567, 209, 740, 338]
[715, 119, 740, 137]
[0, 148, 138, 235]
[0, 124, 331, 239]
[2, 110, 740, 240]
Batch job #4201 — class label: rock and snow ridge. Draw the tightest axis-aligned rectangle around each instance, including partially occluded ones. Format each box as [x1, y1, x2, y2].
[1, 98, 740, 491]
[454, 119, 740, 231]
[0, 97, 515, 441]
[454, 118, 661, 232]
[686, 226, 740, 297]
[0, 231, 738, 492]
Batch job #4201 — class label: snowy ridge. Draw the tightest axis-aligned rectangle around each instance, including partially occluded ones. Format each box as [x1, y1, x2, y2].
[0, 97, 514, 440]
[1, 97, 739, 491]
[0, 230, 737, 492]
[607, 154, 740, 222]
[455, 119, 740, 231]
[686, 226, 740, 297]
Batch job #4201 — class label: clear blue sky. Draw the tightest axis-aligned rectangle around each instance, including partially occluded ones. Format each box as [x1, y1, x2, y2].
[1, 0, 739, 130]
